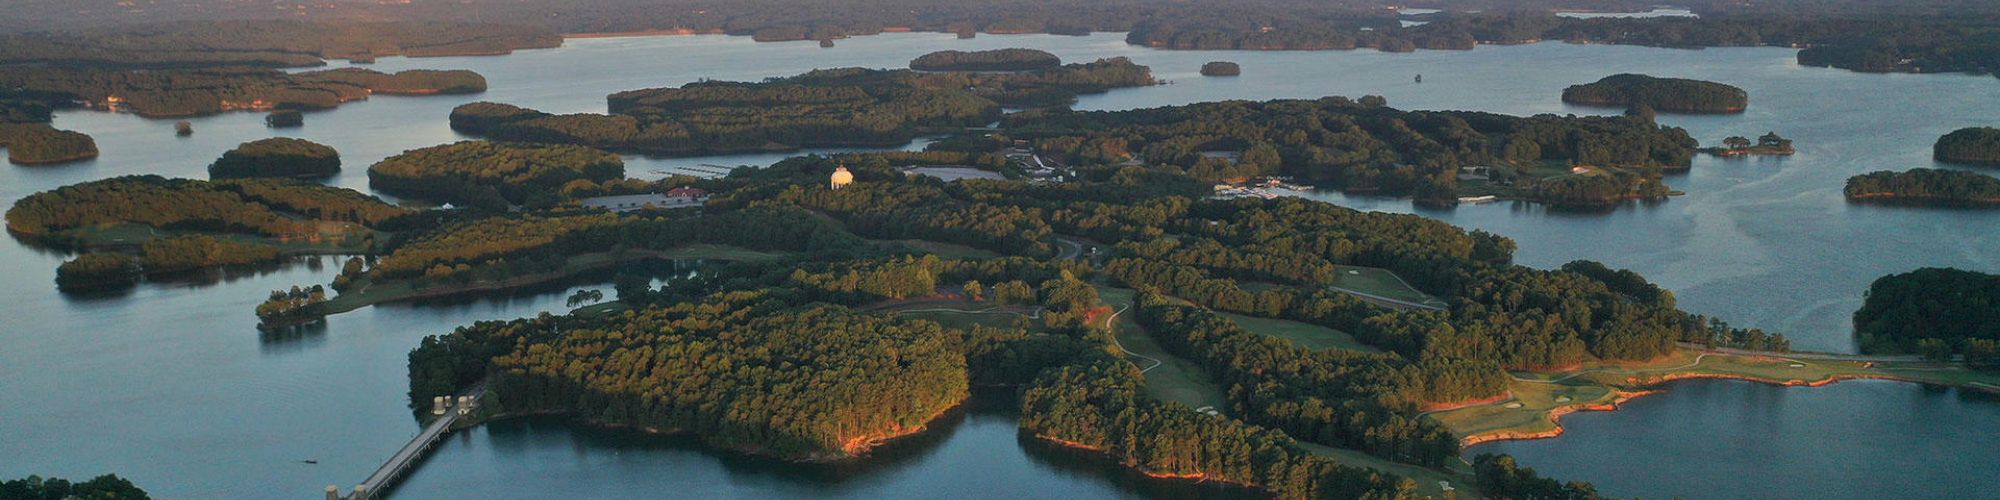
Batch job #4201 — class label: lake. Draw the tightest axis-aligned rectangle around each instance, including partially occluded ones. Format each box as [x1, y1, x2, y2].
[2, 32, 1996, 498]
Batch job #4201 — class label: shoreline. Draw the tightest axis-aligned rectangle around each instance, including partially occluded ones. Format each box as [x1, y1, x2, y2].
[1454, 367, 2000, 448]
[465, 394, 966, 462]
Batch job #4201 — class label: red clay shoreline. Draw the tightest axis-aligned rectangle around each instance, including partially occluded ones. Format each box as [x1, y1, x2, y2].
[1458, 370, 2000, 448]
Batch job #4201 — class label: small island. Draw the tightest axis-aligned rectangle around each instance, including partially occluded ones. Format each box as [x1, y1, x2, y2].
[54, 253, 140, 292]
[1934, 127, 2000, 166]
[1703, 132, 1794, 157]
[1562, 73, 1748, 114]
[265, 110, 303, 128]
[256, 285, 329, 330]
[1853, 267, 1999, 367]
[909, 48, 1061, 71]
[1844, 168, 2000, 207]
[209, 138, 342, 179]
[1199, 61, 1241, 76]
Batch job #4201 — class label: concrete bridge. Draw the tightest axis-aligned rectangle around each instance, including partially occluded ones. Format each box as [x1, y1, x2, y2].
[328, 382, 484, 499]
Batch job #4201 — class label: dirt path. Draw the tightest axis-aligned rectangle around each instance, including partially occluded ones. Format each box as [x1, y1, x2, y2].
[1101, 304, 1163, 373]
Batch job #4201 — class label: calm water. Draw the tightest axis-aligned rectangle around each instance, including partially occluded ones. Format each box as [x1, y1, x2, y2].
[2, 32, 1997, 498]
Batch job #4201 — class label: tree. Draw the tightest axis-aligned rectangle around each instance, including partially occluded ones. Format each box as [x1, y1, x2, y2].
[1723, 136, 1752, 149]
[1918, 338, 1954, 362]
[963, 280, 984, 301]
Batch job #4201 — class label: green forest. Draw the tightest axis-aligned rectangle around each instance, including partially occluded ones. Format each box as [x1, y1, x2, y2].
[451, 59, 1154, 155]
[1854, 267, 2000, 367]
[5, 175, 406, 244]
[1935, 127, 2000, 166]
[1844, 169, 2000, 206]
[1561, 74, 1748, 114]
[1201, 61, 1243, 76]
[208, 138, 342, 179]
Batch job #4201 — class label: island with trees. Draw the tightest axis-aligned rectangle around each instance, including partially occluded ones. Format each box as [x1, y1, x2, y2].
[0, 20, 560, 68]
[1844, 168, 2000, 207]
[909, 48, 1061, 71]
[1199, 61, 1242, 76]
[1935, 127, 2000, 166]
[5, 175, 407, 251]
[0, 67, 497, 119]
[1854, 267, 2000, 367]
[265, 111, 304, 128]
[208, 138, 342, 179]
[0, 122, 97, 165]
[450, 59, 1155, 155]
[1703, 132, 1794, 157]
[1562, 73, 1748, 114]
[367, 141, 625, 211]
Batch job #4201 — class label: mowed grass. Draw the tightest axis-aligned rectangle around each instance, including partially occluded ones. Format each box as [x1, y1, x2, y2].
[1095, 286, 1230, 412]
[1328, 266, 1447, 308]
[1297, 442, 1480, 499]
[1219, 311, 1381, 353]
[875, 239, 1002, 259]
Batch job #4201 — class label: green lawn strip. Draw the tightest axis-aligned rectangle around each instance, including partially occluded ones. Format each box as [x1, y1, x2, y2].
[1295, 442, 1478, 499]
[1217, 311, 1381, 353]
[1328, 266, 1445, 307]
[66, 223, 375, 254]
[1094, 285, 1230, 412]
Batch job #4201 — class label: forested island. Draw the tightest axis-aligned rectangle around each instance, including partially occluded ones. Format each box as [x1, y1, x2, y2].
[450, 60, 1155, 155]
[368, 141, 625, 210]
[1935, 127, 2000, 166]
[1703, 132, 1794, 157]
[0, 474, 149, 499]
[1006, 96, 1696, 206]
[0, 122, 97, 165]
[209, 138, 342, 179]
[910, 48, 1061, 71]
[1854, 268, 1999, 367]
[1562, 74, 1748, 114]
[5, 175, 407, 248]
[1200, 61, 1242, 76]
[1844, 169, 2000, 206]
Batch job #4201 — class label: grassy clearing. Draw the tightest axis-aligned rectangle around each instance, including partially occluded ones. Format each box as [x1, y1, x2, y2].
[1218, 311, 1381, 353]
[1328, 266, 1447, 308]
[1428, 347, 2000, 445]
[1297, 442, 1478, 499]
[1095, 286, 1230, 412]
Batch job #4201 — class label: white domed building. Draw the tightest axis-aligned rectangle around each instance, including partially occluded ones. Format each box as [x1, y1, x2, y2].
[830, 165, 854, 189]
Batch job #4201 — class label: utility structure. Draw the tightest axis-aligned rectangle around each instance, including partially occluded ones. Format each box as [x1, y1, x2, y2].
[830, 165, 854, 189]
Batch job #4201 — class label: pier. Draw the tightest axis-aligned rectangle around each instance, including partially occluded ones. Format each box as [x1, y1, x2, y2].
[330, 382, 484, 499]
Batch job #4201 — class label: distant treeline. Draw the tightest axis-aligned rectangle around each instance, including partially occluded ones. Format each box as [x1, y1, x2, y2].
[56, 235, 284, 292]
[0, 67, 488, 118]
[0, 474, 149, 500]
[1562, 74, 1748, 114]
[1844, 168, 2000, 206]
[1854, 267, 2000, 367]
[0, 20, 559, 68]
[451, 60, 1153, 156]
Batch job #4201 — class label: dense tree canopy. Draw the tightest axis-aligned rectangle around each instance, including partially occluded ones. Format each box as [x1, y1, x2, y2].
[1844, 168, 2000, 206]
[1854, 267, 2000, 363]
[0, 122, 96, 165]
[0, 20, 559, 68]
[6, 176, 406, 241]
[368, 141, 625, 210]
[0, 67, 494, 118]
[1935, 127, 2000, 166]
[1200, 61, 1242, 76]
[208, 138, 341, 179]
[1561, 74, 1749, 114]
